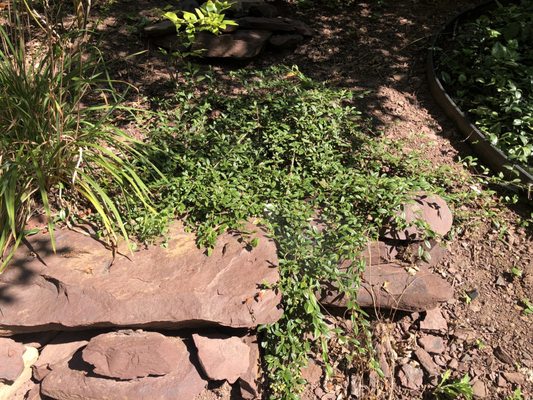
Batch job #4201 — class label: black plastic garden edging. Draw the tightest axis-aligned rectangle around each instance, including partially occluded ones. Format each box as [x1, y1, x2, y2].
[427, 0, 533, 192]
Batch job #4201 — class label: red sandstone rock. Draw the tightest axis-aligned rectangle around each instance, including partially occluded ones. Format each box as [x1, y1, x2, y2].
[0, 221, 281, 335]
[320, 263, 453, 312]
[239, 334, 261, 399]
[33, 332, 89, 381]
[359, 241, 398, 266]
[418, 335, 446, 354]
[192, 30, 272, 58]
[0, 338, 25, 383]
[82, 331, 183, 380]
[192, 334, 250, 383]
[41, 340, 206, 400]
[420, 308, 448, 332]
[381, 193, 453, 241]
[398, 363, 423, 390]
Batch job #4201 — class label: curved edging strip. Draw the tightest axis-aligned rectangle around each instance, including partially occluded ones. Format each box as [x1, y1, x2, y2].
[427, 0, 533, 190]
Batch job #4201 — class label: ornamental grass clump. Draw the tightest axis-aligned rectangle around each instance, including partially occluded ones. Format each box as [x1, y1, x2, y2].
[0, 0, 152, 271]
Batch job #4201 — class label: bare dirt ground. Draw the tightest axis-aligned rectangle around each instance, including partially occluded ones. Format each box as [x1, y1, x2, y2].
[88, 0, 532, 398]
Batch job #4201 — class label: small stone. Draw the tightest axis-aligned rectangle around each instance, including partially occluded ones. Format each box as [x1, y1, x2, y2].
[434, 355, 447, 367]
[448, 359, 459, 369]
[0, 338, 26, 383]
[193, 333, 251, 384]
[495, 276, 507, 287]
[472, 380, 487, 398]
[397, 364, 423, 390]
[314, 387, 325, 397]
[502, 372, 525, 385]
[414, 348, 439, 376]
[418, 335, 446, 354]
[496, 374, 507, 387]
[453, 328, 477, 342]
[82, 331, 184, 380]
[301, 359, 322, 385]
[494, 346, 514, 365]
[420, 308, 448, 331]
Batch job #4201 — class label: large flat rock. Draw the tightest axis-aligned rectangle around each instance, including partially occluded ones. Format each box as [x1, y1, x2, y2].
[320, 263, 453, 312]
[0, 222, 281, 335]
[82, 330, 183, 380]
[41, 340, 206, 400]
[191, 30, 272, 59]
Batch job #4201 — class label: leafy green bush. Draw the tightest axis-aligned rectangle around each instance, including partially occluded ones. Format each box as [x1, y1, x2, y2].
[0, 1, 152, 270]
[129, 65, 484, 398]
[163, 0, 236, 48]
[438, 0, 533, 171]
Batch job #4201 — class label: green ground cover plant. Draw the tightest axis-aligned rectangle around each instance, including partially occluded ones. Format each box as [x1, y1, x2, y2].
[437, 0, 533, 172]
[433, 370, 474, 400]
[0, 1, 153, 270]
[126, 65, 493, 399]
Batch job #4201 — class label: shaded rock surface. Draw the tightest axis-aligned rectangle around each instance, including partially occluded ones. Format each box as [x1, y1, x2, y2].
[0, 222, 281, 335]
[191, 30, 272, 58]
[359, 241, 398, 266]
[320, 263, 453, 312]
[268, 33, 304, 49]
[0, 338, 25, 383]
[41, 341, 206, 400]
[193, 334, 250, 384]
[143, 19, 176, 37]
[82, 330, 183, 380]
[381, 193, 453, 241]
[236, 16, 299, 32]
[238, 335, 261, 399]
[33, 332, 90, 381]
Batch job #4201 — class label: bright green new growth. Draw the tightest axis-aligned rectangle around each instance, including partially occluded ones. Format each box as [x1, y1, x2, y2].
[0, 1, 153, 270]
[433, 370, 474, 400]
[164, 0, 237, 46]
[506, 388, 524, 400]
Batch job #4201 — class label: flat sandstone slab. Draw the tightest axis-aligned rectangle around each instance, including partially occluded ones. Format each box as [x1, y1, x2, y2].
[0, 222, 281, 335]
